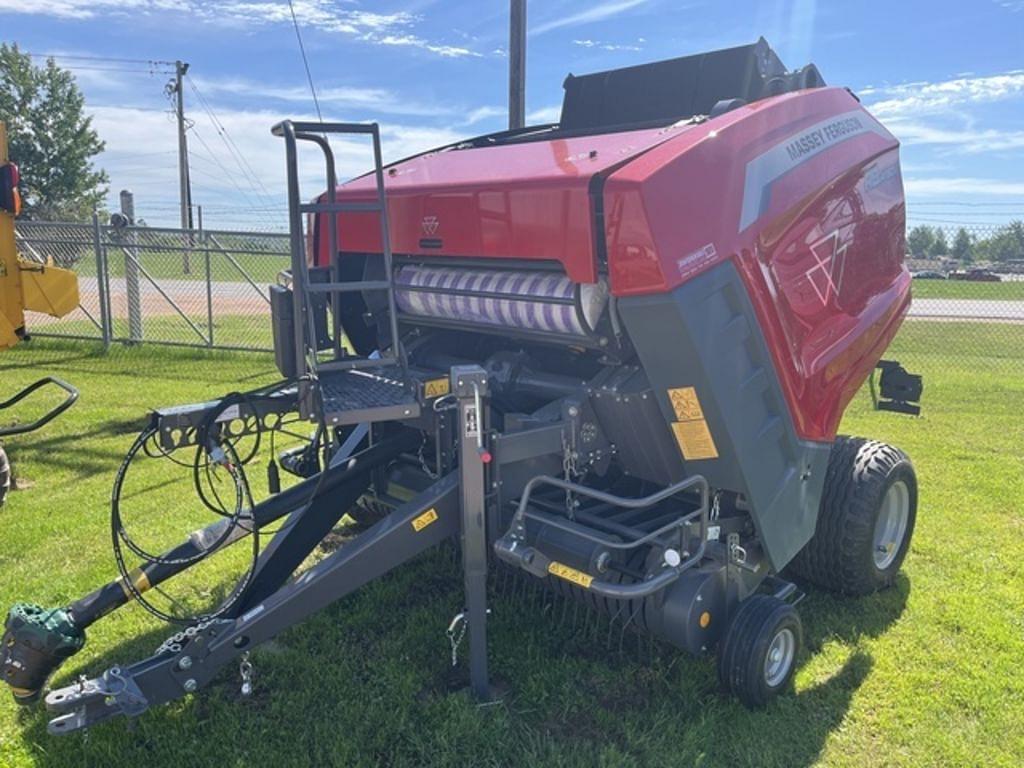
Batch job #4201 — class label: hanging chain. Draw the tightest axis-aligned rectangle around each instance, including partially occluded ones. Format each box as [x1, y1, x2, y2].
[417, 433, 439, 480]
[239, 652, 253, 696]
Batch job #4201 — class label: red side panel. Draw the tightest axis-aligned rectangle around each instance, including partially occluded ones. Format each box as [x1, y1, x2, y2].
[318, 124, 695, 283]
[603, 87, 909, 441]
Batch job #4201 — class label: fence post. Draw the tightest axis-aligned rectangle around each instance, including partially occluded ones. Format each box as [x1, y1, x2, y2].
[120, 190, 143, 343]
[91, 212, 112, 349]
[199, 206, 213, 348]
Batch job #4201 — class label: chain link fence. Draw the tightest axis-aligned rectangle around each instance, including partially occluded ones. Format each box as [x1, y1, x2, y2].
[17, 218, 288, 351]
[14, 216, 1024, 374]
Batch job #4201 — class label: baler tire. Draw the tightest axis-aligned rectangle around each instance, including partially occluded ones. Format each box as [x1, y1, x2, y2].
[717, 594, 801, 708]
[791, 436, 916, 596]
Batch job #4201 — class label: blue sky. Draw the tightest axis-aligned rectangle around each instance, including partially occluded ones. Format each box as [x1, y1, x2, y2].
[2, 0, 1023, 230]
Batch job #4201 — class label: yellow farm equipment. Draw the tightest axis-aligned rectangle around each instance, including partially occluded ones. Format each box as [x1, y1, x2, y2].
[0, 121, 80, 506]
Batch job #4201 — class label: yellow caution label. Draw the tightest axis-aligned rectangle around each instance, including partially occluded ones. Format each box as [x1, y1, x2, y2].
[667, 386, 705, 422]
[424, 378, 450, 398]
[411, 508, 438, 532]
[547, 561, 594, 589]
[671, 420, 719, 461]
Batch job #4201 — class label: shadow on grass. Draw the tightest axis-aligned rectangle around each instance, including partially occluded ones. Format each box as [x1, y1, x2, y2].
[8, 552, 910, 768]
[5, 416, 149, 483]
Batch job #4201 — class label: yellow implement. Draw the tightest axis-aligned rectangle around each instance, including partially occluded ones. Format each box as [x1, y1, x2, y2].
[0, 121, 79, 350]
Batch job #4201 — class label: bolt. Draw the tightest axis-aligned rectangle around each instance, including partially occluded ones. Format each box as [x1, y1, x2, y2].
[178, 656, 192, 670]
[183, 679, 198, 693]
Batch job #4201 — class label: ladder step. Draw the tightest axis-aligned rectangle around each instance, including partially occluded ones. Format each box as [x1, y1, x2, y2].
[300, 201, 382, 214]
[306, 280, 393, 294]
[318, 356, 400, 372]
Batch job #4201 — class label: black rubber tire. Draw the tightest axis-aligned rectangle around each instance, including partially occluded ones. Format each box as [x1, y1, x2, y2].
[717, 595, 802, 708]
[0, 446, 9, 508]
[791, 436, 917, 596]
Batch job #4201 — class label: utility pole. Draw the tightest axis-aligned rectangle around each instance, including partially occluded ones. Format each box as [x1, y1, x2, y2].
[509, 0, 526, 130]
[173, 60, 193, 273]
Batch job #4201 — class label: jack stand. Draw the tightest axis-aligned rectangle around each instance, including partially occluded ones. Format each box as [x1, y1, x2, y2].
[452, 365, 493, 701]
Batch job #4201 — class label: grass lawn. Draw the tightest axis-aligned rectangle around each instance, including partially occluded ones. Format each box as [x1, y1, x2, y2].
[0, 324, 1022, 768]
[910, 278, 1024, 300]
[76, 248, 288, 285]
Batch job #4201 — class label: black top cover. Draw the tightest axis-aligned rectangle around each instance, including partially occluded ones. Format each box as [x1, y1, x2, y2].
[559, 37, 823, 131]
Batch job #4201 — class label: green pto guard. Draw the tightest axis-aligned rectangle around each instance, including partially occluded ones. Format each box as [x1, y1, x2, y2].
[2, 603, 85, 704]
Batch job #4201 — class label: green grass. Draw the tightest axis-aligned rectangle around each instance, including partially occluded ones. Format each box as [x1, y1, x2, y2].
[76, 249, 287, 284]
[910, 278, 1024, 300]
[32, 313, 275, 351]
[0, 327, 1022, 768]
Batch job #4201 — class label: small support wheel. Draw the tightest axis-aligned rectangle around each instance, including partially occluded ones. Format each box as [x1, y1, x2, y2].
[718, 595, 802, 708]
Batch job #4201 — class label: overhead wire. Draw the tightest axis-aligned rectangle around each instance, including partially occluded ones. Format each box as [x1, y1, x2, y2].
[287, 0, 324, 122]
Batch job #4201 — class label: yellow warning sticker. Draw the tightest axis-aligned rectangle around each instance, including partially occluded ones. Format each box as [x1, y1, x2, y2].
[424, 378, 450, 398]
[547, 561, 594, 589]
[671, 419, 719, 461]
[411, 508, 439, 532]
[667, 386, 705, 422]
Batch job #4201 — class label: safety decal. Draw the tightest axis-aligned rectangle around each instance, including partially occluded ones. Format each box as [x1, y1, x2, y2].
[671, 420, 719, 461]
[423, 377, 450, 398]
[666, 386, 719, 461]
[667, 386, 705, 422]
[547, 561, 594, 589]
[411, 507, 439, 532]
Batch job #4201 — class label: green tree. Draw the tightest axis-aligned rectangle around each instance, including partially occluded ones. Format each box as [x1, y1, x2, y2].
[975, 220, 1024, 263]
[928, 227, 949, 258]
[906, 225, 935, 257]
[951, 228, 974, 263]
[0, 44, 108, 220]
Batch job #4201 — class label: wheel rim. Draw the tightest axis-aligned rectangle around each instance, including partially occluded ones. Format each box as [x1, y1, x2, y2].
[764, 627, 795, 687]
[873, 480, 910, 570]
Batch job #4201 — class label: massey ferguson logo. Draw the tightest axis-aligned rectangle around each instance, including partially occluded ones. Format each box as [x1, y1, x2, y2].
[421, 216, 439, 236]
[805, 230, 849, 307]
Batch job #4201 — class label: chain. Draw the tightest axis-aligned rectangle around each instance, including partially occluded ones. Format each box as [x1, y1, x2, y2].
[417, 434, 439, 480]
[446, 612, 466, 667]
[239, 652, 253, 696]
[562, 432, 578, 518]
[155, 619, 214, 656]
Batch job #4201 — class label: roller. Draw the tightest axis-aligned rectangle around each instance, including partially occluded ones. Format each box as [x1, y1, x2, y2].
[394, 265, 609, 338]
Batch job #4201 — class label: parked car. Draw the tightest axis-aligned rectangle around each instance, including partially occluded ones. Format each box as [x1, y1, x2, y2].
[912, 270, 947, 280]
[948, 268, 1002, 282]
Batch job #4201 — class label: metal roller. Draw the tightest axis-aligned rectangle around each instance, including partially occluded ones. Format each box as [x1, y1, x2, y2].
[395, 265, 609, 338]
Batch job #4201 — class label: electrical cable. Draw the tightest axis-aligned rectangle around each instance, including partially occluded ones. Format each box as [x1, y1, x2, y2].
[287, 0, 324, 122]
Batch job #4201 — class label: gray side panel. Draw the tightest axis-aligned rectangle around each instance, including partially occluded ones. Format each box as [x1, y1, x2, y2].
[617, 260, 830, 570]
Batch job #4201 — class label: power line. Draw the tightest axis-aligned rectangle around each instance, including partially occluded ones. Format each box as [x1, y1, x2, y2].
[25, 52, 176, 66]
[287, 0, 324, 122]
[186, 77, 276, 206]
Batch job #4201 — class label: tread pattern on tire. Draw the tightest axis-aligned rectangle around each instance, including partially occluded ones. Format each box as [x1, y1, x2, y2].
[790, 436, 914, 596]
[718, 594, 801, 708]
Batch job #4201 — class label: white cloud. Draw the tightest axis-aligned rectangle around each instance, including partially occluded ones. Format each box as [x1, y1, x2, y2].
[0, 0, 480, 57]
[572, 39, 642, 52]
[88, 104, 472, 226]
[887, 120, 1024, 153]
[865, 71, 1024, 119]
[532, 0, 651, 35]
[526, 105, 561, 124]
[192, 77, 452, 117]
[904, 176, 1024, 197]
[464, 105, 506, 125]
